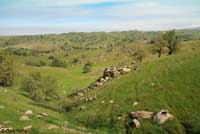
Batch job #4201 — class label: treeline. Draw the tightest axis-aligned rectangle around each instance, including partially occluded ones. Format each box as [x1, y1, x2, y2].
[5, 48, 55, 56]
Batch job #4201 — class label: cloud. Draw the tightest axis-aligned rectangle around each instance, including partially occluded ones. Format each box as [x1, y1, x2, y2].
[0, 0, 199, 35]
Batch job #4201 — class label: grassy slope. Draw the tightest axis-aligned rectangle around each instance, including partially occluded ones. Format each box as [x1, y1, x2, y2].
[68, 47, 200, 134]
[0, 87, 109, 134]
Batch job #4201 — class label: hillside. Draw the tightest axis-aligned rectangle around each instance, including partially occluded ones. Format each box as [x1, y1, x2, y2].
[68, 46, 200, 134]
[0, 30, 199, 134]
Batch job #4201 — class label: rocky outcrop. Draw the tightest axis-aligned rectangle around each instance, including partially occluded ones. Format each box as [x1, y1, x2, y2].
[69, 66, 131, 98]
[125, 109, 174, 130]
[19, 115, 30, 121]
[48, 124, 59, 130]
[24, 110, 33, 115]
[153, 110, 174, 124]
[23, 125, 32, 131]
[130, 111, 153, 119]
[133, 119, 141, 128]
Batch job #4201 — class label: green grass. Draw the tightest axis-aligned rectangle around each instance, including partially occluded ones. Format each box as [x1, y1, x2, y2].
[0, 32, 200, 134]
[68, 48, 200, 134]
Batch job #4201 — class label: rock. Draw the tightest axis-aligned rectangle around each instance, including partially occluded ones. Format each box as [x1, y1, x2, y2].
[118, 116, 122, 120]
[0, 105, 4, 110]
[133, 119, 141, 128]
[80, 106, 86, 110]
[23, 125, 32, 131]
[41, 113, 48, 117]
[36, 115, 43, 118]
[0, 127, 13, 131]
[154, 110, 174, 124]
[133, 102, 138, 106]
[19, 115, 30, 121]
[121, 67, 131, 73]
[130, 111, 153, 119]
[48, 124, 59, 130]
[109, 100, 114, 103]
[24, 110, 33, 115]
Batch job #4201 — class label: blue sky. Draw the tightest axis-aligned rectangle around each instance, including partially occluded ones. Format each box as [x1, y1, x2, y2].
[0, 0, 200, 35]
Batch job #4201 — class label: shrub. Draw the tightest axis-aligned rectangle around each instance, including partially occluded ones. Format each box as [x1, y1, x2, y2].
[163, 30, 179, 55]
[25, 60, 46, 67]
[153, 33, 167, 57]
[21, 72, 59, 101]
[72, 57, 80, 64]
[51, 58, 67, 68]
[83, 62, 93, 73]
[0, 54, 15, 86]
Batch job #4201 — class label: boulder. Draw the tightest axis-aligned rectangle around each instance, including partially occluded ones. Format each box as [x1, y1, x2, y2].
[133, 119, 141, 128]
[130, 111, 153, 119]
[36, 115, 43, 118]
[48, 124, 59, 130]
[20, 115, 30, 121]
[133, 102, 138, 106]
[0, 127, 13, 131]
[41, 113, 48, 117]
[109, 100, 114, 103]
[24, 110, 33, 115]
[154, 110, 174, 124]
[23, 125, 32, 131]
[80, 106, 86, 110]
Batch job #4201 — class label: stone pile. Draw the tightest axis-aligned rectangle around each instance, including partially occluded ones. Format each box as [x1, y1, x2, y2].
[153, 110, 174, 124]
[69, 66, 131, 98]
[125, 110, 174, 129]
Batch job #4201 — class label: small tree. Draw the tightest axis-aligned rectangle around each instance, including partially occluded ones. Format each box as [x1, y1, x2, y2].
[83, 62, 92, 73]
[154, 33, 166, 57]
[51, 58, 67, 68]
[164, 30, 179, 55]
[0, 54, 15, 86]
[21, 72, 58, 101]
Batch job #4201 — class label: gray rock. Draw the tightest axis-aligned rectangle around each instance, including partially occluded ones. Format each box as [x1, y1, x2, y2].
[131, 111, 153, 119]
[154, 110, 174, 124]
[133, 119, 141, 128]
[23, 125, 32, 131]
[19, 115, 30, 121]
[24, 110, 33, 115]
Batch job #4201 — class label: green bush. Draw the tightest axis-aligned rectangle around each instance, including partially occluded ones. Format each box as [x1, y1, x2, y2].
[83, 62, 93, 73]
[51, 58, 67, 68]
[21, 72, 59, 101]
[0, 54, 15, 86]
[72, 57, 80, 64]
[25, 60, 46, 67]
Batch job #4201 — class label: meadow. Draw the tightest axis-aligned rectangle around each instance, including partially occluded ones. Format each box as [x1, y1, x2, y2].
[0, 29, 200, 134]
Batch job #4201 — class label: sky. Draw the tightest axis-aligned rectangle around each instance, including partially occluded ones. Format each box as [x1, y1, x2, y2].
[0, 0, 200, 35]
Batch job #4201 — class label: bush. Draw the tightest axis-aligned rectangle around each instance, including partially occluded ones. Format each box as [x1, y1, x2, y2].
[25, 60, 46, 67]
[72, 57, 80, 64]
[51, 58, 67, 68]
[83, 62, 93, 73]
[6, 48, 33, 56]
[0, 54, 15, 86]
[21, 72, 59, 101]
